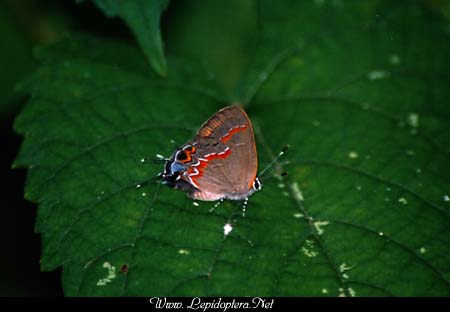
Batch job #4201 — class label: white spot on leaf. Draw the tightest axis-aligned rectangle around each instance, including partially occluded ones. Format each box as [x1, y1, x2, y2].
[348, 287, 356, 297]
[398, 197, 408, 205]
[419, 247, 427, 254]
[178, 249, 190, 255]
[96, 262, 116, 286]
[223, 223, 233, 236]
[291, 182, 304, 201]
[407, 112, 419, 128]
[339, 263, 354, 273]
[368, 70, 389, 80]
[314, 220, 330, 235]
[302, 240, 318, 258]
[348, 151, 359, 159]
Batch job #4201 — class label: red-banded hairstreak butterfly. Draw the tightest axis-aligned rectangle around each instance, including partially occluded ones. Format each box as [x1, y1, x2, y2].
[160, 105, 262, 201]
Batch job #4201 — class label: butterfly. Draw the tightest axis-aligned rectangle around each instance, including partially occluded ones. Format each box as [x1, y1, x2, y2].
[160, 105, 261, 201]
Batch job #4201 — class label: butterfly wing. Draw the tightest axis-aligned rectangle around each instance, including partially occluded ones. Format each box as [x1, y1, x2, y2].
[183, 106, 258, 201]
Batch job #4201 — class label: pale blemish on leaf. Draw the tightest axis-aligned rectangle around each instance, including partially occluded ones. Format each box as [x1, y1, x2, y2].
[83, 259, 94, 269]
[141, 192, 147, 197]
[407, 112, 419, 128]
[444, 195, 449, 202]
[339, 262, 354, 273]
[348, 151, 359, 159]
[419, 247, 427, 254]
[96, 262, 117, 286]
[312, 120, 320, 127]
[367, 69, 389, 80]
[223, 223, 233, 236]
[388, 54, 400, 65]
[301, 239, 318, 258]
[293, 212, 304, 219]
[321, 288, 328, 294]
[406, 149, 415, 156]
[155, 154, 165, 160]
[291, 182, 304, 201]
[178, 249, 190, 255]
[193, 201, 199, 207]
[348, 287, 356, 297]
[313, 220, 330, 235]
[398, 197, 408, 205]
[96, 191, 105, 200]
[356, 185, 362, 191]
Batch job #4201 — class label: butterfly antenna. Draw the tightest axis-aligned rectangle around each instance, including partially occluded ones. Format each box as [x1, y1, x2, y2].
[258, 145, 289, 179]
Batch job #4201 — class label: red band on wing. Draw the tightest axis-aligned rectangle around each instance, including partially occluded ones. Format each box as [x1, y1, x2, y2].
[220, 125, 247, 143]
[187, 148, 232, 188]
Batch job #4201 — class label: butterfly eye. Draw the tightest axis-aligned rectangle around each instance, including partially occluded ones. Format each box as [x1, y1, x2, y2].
[176, 151, 188, 161]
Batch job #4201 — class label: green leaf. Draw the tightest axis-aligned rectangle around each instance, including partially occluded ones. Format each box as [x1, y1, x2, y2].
[14, 0, 450, 296]
[87, 0, 169, 76]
